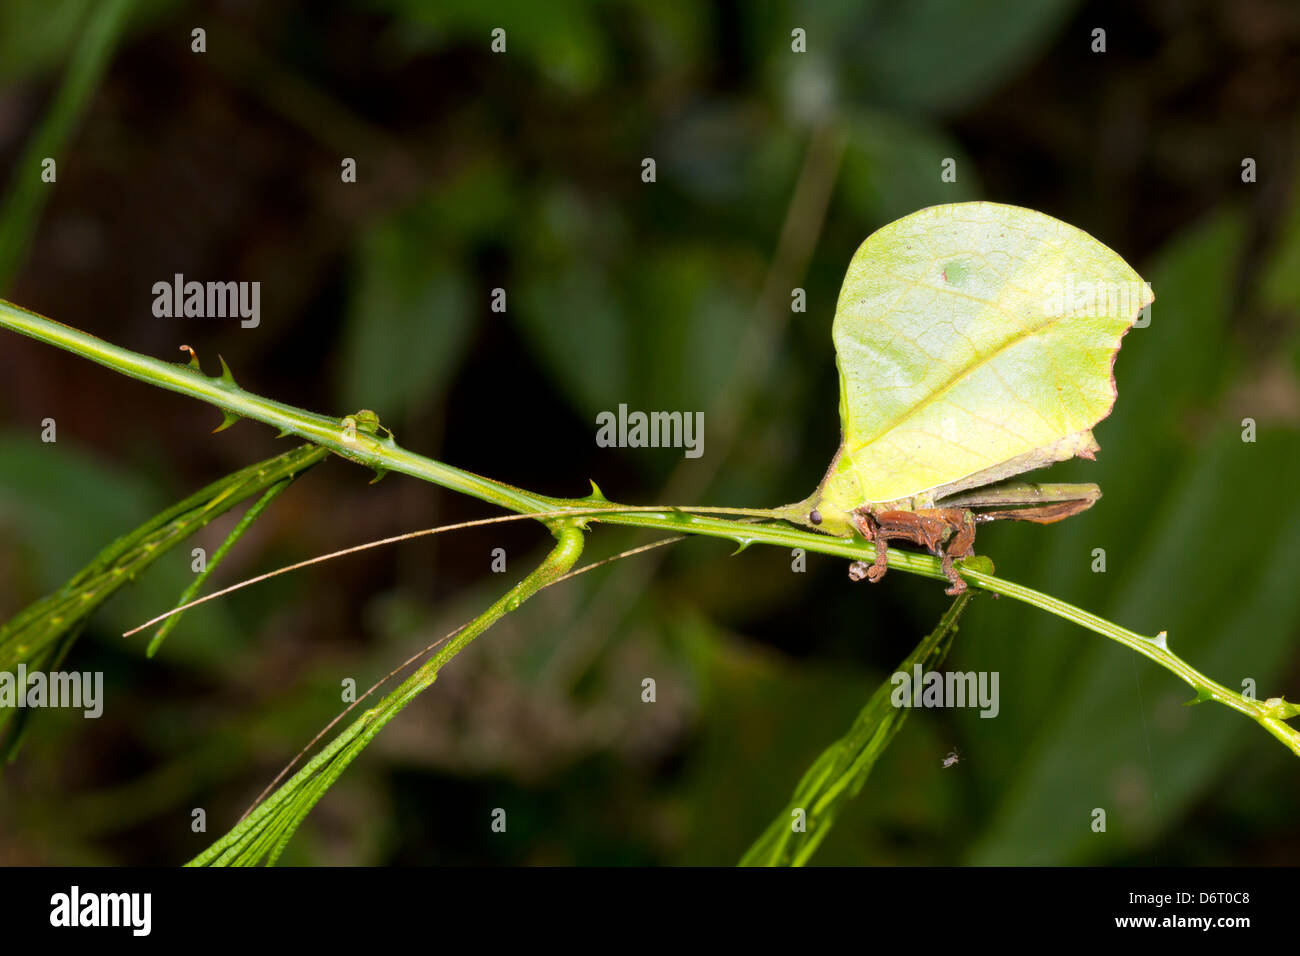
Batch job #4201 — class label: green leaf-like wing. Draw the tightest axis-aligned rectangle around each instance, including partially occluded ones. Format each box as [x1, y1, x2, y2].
[798, 202, 1152, 535]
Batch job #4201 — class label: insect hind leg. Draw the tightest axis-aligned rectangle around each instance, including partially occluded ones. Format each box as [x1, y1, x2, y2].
[938, 510, 976, 595]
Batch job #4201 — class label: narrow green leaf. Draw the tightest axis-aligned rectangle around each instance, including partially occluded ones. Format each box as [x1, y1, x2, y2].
[740, 591, 976, 866]
[191, 525, 586, 866]
[147, 475, 299, 657]
[0, 444, 327, 752]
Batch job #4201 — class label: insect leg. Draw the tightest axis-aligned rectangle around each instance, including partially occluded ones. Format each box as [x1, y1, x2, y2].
[939, 548, 966, 595]
[937, 510, 976, 595]
[974, 497, 1097, 525]
[866, 534, 890, 582]
[848, 510, 890, 583]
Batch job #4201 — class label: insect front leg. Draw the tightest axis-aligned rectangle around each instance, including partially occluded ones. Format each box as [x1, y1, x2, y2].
[847, 509, 890, 583]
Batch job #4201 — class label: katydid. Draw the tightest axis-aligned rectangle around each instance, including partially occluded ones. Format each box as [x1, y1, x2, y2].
[844, 480, 1101, 595]
[776, 201, 1153, 594]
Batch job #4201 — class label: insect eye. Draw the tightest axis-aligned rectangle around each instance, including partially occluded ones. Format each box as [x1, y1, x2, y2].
[809, 509, 822, 525]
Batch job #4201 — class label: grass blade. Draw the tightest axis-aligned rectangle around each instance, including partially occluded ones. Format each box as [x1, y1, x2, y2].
[740, 592, 976, 866]
[190, 524, 586, 866]
[146, 474, 299, 658]
[0, 444, 327, 753]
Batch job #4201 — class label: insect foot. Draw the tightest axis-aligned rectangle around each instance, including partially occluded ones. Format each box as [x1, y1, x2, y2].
[943, 567, 968, 596]
[847, 557, 889, 584]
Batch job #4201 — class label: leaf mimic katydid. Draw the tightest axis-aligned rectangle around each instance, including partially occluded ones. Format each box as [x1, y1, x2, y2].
[777, 202, 1154, 595]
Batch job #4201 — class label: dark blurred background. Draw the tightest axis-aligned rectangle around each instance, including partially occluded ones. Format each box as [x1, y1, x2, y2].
[1, 0, 1299, 865]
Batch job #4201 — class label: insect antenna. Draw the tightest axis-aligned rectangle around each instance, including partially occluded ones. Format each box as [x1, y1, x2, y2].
[121, 505, 754, 639]
[237, 534, 684, 821]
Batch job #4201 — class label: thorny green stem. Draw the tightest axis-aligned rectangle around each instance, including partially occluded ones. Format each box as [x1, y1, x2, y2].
[2, 299, 1296, 758]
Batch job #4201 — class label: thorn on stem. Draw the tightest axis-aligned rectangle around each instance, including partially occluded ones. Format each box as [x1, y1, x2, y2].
[212, 409, 241, 433]
[216, 355, 238, 386]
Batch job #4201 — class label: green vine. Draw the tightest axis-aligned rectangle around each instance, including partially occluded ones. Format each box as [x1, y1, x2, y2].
[1, 296, 1296, 865]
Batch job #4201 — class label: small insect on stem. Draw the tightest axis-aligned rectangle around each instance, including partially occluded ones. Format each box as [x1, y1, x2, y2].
[942, 747, 961, 769]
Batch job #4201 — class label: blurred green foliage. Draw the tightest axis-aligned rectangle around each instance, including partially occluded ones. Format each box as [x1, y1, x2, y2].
[0, 0, 1297, 865]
